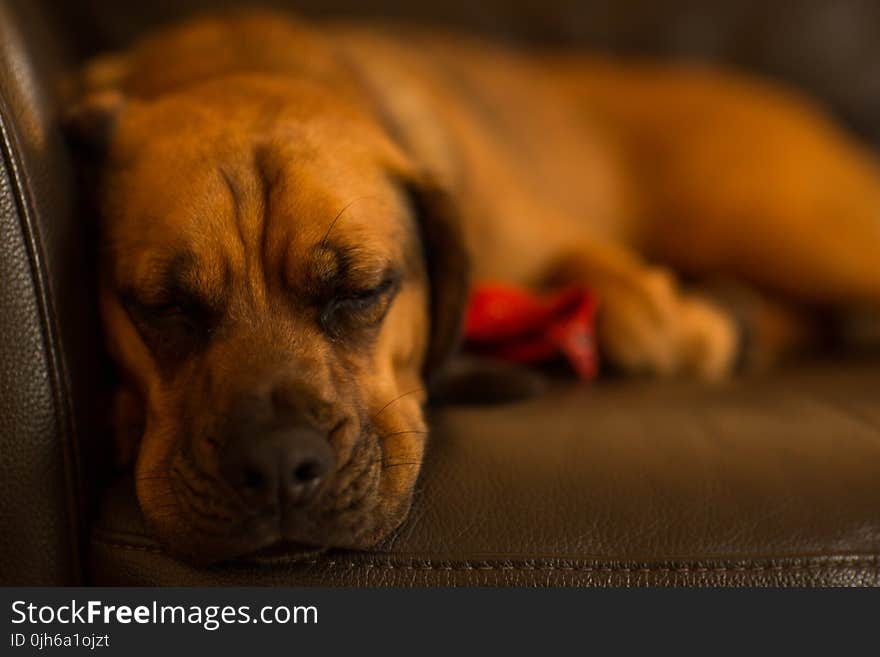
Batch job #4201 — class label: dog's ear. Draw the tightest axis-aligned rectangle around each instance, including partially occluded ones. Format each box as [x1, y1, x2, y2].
[402, 174, 472, 384]
[64, 90, 126, 156]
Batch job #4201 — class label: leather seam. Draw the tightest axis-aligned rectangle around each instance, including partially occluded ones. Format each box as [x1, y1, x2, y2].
[89, 540, 880, 573]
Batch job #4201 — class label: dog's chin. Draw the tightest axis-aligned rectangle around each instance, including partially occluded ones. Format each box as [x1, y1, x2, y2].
[151, 515, 288, 567]
[144, 491, 414, 566]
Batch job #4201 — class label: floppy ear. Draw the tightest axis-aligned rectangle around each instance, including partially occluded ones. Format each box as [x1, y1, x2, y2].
[401, 176, 549, 405]
[63, 90, 126, 156]
[402, 175, 472, 384]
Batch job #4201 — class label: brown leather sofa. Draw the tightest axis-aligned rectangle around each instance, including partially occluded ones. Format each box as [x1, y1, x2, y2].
[2, 0, 879, 586]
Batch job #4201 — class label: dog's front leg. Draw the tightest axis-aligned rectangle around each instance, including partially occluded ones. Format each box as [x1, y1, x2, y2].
[544, 240, 739, 380]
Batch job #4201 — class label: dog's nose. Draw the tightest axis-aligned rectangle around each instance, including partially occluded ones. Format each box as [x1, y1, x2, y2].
[220, 424, 334, 508]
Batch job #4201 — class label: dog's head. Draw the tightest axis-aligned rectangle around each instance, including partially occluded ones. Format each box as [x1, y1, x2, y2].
[67, 15, 469, 563]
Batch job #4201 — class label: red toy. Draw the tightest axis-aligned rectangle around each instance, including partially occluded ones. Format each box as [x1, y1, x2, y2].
[463, 283, 600, 379]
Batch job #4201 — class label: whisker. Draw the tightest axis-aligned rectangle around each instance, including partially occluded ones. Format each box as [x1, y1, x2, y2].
[319, 196, 376, 249]
[370, 388, 426, 423]
[381, 462, 423, 471]
[379, 429, 428, 438]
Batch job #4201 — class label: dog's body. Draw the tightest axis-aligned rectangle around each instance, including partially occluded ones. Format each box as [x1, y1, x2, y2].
[70, 11, 880, 562]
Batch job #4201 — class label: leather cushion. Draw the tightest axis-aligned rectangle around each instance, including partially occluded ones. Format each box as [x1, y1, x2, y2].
[89, 356, 880, 586]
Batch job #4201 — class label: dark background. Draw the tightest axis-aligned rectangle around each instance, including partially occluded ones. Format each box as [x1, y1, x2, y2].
[44, 0, 880, 147]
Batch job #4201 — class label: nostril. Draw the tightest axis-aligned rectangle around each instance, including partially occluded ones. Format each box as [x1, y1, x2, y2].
[243, 467, 267, 491]
[292, 459, 324, 484]
[285, 442, 333, 506]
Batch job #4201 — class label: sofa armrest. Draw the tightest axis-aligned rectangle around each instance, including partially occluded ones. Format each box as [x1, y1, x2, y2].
[0, 0, 99, 585]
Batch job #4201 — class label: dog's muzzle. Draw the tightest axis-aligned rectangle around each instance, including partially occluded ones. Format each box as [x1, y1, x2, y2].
[208, 382, 340, 534]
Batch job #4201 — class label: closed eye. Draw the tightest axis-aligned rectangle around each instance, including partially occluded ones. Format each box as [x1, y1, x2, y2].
[125, 295, 208, 328]
[146, 302, 188, 320]
[337, 275, 397, 307]
[123, 291, 217, 362]
[320, 272, 400, 338]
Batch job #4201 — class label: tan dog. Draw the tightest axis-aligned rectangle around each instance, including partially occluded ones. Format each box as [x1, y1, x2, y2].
[68, 11, 880, 563]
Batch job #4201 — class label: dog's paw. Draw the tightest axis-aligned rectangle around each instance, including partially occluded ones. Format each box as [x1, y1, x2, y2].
[596, 268, 739, 380]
